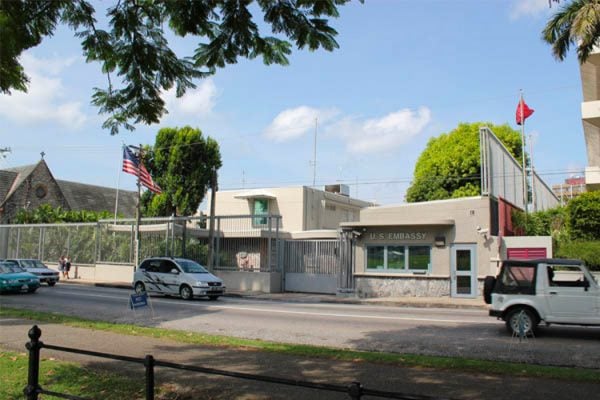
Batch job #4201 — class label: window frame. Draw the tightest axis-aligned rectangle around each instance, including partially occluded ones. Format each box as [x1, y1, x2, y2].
[365, 244, 432, 273]
[252, 198, 269, 227]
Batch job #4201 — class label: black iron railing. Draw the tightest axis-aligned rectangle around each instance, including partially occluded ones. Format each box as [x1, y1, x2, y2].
[24, 325, 455, 400]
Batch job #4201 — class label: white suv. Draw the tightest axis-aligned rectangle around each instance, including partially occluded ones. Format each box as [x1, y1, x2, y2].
[133, 257, 225, 300]
[484, 258, 600, 335]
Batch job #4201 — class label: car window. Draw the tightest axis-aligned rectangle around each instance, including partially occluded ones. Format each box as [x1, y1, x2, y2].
[0, 263, 25, 274]
[178, 260, 208, 274]
[159, 260, 177, 274]
[551, 265, 590, 287]
[20, 260, 44, 269]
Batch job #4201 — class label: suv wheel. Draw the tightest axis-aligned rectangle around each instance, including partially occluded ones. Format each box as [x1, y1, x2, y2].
[180, 284, 193, 300]
[505, 308, 538, 337]
[47, 281, 56, 287]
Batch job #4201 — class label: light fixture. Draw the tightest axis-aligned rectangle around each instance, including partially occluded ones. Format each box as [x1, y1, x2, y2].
[434, 236, 446, 247]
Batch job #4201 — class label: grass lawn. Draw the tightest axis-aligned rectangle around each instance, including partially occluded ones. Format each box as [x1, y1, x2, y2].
[2, 307, 599, 384]
[0, 350, 145, 400]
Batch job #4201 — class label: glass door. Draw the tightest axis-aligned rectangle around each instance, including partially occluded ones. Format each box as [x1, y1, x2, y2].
[451, 244, 477, 298]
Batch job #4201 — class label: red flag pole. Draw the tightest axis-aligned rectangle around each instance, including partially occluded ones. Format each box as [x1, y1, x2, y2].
[519, 90, 528, 214]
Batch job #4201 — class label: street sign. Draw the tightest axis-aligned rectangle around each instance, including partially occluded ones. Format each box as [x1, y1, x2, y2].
[129, 292, 149, 310]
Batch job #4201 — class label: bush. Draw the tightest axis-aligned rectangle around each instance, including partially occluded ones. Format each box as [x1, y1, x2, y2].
[555, 241, 600, 271]
[567, 191, 600, 241]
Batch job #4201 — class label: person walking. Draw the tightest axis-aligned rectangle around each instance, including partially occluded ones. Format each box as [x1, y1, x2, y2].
[58, 255, 66, 278]
[65, 256, 72, 279]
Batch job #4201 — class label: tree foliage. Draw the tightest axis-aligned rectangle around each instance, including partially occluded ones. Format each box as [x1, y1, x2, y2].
[405, 122, 523, 203]
[141, 126, 221, 217]
[567, 190, 600, 240]
[14, 204, 113, 223]
[543, 0, 600, 63]
[0, 0, 357, 134]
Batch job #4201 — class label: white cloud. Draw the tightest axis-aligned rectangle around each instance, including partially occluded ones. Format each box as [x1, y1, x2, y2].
[0, 53, 87, 128]
[163, 79, 217, 117]
[264, 106, 339, 142]
[510, 0, 551, 20]
[328, 107, 432, 154]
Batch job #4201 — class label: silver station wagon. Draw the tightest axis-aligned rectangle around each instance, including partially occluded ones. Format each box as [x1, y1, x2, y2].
[133, 257, 225, 300]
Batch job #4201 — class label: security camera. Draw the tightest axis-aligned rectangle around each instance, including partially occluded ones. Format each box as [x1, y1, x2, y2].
[476, 226, 489, 235]
[352, 230, 362, 237]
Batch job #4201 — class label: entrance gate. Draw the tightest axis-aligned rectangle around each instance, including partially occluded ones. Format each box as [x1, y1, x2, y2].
[283, 240, 340, 294]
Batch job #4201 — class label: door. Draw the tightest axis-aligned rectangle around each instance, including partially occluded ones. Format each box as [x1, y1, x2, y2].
[543, 265, 600, 324]
[451, 244, 477, 298]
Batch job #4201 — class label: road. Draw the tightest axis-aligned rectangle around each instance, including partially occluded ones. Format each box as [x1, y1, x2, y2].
[2, 284, 600, 368]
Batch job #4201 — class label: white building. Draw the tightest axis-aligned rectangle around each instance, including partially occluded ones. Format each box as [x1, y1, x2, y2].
[579, 48, 600, 191]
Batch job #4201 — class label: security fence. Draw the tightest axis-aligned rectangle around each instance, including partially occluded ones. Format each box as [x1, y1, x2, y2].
[0, 215, 283, 272]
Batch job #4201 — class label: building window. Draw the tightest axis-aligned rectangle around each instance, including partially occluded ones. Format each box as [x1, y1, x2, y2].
[366, 245, 431, 272]
[34, 184, 47, 199]
[252, 198, 269, 227]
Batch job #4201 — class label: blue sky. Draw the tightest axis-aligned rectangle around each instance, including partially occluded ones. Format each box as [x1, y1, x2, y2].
[0, 0, 586, 208]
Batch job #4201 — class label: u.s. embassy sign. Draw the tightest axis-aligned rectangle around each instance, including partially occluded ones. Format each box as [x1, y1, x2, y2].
[368, 232, 427, 240]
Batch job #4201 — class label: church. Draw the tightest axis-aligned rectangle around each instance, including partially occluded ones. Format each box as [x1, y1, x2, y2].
[0, 158, 137, 223]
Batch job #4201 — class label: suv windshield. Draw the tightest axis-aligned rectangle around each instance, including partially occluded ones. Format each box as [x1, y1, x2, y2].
[178, 260, 208, 274]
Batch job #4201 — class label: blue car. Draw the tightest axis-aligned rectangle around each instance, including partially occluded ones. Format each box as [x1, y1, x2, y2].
[0, 261, 41, 294]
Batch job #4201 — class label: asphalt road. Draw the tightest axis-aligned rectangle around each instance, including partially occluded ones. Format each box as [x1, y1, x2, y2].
[2, 284, 600, 368]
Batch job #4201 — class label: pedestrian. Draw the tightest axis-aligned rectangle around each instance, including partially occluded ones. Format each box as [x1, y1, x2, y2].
[65, 256, 72, 279]
[58, 255, 66, 278]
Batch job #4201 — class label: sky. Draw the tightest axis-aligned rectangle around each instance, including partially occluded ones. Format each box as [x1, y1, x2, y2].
[0, 0, 587, 210]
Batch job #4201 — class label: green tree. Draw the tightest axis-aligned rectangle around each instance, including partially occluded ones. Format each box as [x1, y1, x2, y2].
[0, 0, 357, 135]
[405, 122, 523, 202]
[567, 190, 600, 240]
[543, 0, 600, 63]
[141, 126, 221, 216]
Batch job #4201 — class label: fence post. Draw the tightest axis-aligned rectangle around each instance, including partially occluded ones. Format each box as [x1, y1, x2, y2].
[24, 325, 43, 400]
[347, 381, 362, 400]
[144, 355, 155, 400]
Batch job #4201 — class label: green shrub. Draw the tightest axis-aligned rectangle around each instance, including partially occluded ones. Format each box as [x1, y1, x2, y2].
[555, 240, 600, 271]
[567, 191, 600, 241]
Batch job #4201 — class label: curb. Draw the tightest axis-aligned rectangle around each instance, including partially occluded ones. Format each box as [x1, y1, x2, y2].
[59, 280, 487, 309]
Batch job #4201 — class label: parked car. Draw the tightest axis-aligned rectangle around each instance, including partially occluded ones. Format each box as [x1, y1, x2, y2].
[484, 258, 600, 336]
[133, 257, 225, 300]
[5, 259, 60, 286]
[0, 261, 41, 294]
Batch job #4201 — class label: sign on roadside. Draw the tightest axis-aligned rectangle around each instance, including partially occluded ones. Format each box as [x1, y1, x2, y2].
[129, 292, 149, 309]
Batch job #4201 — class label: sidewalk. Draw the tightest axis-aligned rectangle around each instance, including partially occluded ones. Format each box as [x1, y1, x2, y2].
[1, 317, 597, 400]
[60, 277, 487, 309]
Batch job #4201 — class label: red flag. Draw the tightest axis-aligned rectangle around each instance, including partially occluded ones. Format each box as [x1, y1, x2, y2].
[516, 98, 534, 125]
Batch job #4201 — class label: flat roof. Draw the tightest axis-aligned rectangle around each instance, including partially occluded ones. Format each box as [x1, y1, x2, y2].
[341, 219, 455, 228]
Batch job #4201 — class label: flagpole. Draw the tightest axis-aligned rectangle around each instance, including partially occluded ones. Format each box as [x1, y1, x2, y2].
[135, 144, 142, 270]
[529, 134, 536, 212]
[519, 90, 528, 214]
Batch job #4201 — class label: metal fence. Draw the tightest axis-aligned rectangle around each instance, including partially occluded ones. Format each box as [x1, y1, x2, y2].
[0, 215, 283, 272]
[23, 325, 454, 400]
[283, 240, 340, 274]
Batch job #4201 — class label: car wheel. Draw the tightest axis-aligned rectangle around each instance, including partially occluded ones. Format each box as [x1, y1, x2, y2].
[47, 281, 56, 287]
[483, 276, 496, 304]
[180, 285, 193, 300]
[134, 282, 146, 294]
[28, 288, 37, 294]
[505, 307, 537, 337]
[208, 295, 220, 301]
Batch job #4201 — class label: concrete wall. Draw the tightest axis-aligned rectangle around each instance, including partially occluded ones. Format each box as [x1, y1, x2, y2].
[218, 271, 281, 293]
[209, 186, 371, 232]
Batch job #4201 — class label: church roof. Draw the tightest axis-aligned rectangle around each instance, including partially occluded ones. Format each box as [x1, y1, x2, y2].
[56, 180, 137, 217]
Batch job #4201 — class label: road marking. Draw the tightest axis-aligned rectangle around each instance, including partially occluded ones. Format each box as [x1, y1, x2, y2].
[46, 289, 493, 325]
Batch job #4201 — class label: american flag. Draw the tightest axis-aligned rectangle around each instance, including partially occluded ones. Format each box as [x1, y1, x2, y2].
[122, 146, 162, 194]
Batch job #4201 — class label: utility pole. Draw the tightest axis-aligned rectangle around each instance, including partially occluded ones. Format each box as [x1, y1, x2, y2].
[312, 118, 317, 186]
[207, 168, 217, 271]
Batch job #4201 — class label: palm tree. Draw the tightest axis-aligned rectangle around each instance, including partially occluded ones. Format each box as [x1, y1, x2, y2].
[543, 0, 600, 63]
